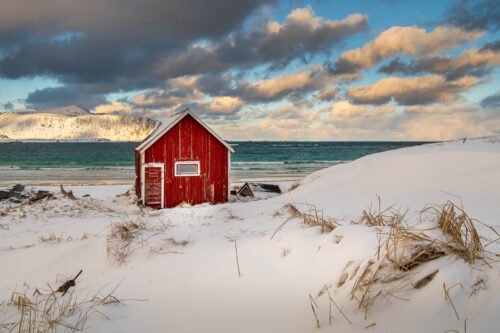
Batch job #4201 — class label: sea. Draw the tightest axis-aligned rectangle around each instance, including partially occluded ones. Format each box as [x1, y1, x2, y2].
[0, 141, 431, 186]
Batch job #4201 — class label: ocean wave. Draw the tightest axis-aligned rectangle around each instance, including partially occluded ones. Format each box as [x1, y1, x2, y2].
[231, 160, 347, 165]
[283, 160, 347, 165]
[231, 161, 285, 165]
[0, 165, 134, 171]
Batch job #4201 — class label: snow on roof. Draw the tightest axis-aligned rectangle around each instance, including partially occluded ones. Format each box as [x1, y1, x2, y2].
[248, 183, 282, 194]
[135, 109, 234, 153]
[237, 182, 282, 199]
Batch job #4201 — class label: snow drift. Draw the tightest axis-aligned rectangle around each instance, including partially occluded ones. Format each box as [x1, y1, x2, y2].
[0, 137, 499, 333]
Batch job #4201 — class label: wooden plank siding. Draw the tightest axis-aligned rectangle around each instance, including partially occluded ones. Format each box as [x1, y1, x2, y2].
[142, 114, 229, 208]
[144, 166, 162, 209]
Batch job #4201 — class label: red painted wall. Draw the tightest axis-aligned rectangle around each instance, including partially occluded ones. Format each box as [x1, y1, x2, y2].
[136, 114, 229, 208]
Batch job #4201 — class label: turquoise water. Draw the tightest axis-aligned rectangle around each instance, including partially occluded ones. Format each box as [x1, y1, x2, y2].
[0, 141, 430, 185]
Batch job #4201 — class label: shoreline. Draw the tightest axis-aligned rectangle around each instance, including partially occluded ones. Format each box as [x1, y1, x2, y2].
[0, 141, 431, 187]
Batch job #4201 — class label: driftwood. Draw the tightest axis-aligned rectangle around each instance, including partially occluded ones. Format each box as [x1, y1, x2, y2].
[57, 270, 83, 296]
[60, 185, 76, 200]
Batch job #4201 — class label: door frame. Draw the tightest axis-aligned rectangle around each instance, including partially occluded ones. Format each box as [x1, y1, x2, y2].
[141, 162, 165, 209]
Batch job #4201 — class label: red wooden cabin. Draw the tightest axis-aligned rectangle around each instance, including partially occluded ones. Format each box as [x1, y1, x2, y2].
[135, 109, 234, 208]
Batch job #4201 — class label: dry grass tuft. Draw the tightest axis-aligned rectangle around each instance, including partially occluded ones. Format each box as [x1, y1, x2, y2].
[398, 245, 446, 271]
[354, 197, 407, 227]
[280, 203, 302, 218]
[38, 232, 62, 244]
[107, 220, 144, 264]
[302, 205, 338, 233]
[272, 203, 338, 240]
[311, 199, 494, 322]
[1, 283, 132, 332]
[106, 216, 169, 264]
[4, 290, 89, 332]
[423, 201, 484, 264]
[384, 226, 438, 270]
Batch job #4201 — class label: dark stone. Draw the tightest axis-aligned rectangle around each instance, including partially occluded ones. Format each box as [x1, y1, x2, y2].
[11, 184, 25, 192]
[82, 194, 90, 197]
[31, 190, 53, 202]
[36, 190, 52, 197]
[0, 190, 10, 200]
[8, 191, 25, 199]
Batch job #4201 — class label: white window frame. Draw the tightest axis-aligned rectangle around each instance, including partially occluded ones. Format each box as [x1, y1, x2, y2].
[175, 161, 200, 177]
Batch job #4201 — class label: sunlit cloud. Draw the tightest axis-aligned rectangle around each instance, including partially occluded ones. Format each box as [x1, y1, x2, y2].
[329, 26, 482, 74]
[347, 75, 478, 105]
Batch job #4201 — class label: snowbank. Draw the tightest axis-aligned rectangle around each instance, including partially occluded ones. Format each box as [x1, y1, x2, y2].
[0, 137, 499, 332]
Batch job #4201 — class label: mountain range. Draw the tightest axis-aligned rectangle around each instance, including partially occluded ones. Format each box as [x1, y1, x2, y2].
[0, 106, 159, 141]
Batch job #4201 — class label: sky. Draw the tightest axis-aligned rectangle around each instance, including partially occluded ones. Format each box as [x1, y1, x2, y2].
[0, 0, 499, 141]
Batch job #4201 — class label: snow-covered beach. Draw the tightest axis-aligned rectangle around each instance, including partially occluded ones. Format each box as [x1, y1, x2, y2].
[0, 137, 499, 332]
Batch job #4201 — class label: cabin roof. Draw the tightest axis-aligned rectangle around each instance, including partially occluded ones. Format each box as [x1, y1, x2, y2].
[237, 182, 282, 198]
[135, 109, 234, 153]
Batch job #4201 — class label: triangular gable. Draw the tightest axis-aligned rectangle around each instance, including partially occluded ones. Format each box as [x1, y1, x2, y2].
[237, 183, 254, 197]
[135, 109, 234, 153]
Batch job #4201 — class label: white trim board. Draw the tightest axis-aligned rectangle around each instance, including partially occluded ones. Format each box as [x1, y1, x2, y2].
[141, 163, 165, 209]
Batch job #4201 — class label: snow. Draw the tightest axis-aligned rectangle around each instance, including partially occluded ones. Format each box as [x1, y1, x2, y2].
[35, 105, 92, 117]
[0, 111, 158, 141]
[0, 137, 499, 332]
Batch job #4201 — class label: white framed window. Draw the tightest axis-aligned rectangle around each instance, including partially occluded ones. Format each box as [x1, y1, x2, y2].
[175, 161, 200, 177]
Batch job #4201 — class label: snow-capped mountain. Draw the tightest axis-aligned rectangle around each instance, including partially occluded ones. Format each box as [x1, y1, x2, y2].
[0, 106, 159, 141]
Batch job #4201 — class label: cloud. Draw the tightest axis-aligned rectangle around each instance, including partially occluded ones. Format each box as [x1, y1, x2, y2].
[249, 67, 328, 99]
[25, 86, 108, 110]
[378, 43, 500, 79]
[0, 0, 274, 106]
[131, 75, 204, 110]
[204, 96, 245, 114]
[0, 3, 366, 108]
[0, 0, 272, 43]
[328, 100, 396, 120]
[228, 66, 355, 103]
[266, 103, 319, 121]
[94, 101, 136, 115]
[404, 102, 479, 114]
[254, 104, 321, 137]
[480, 40, 500, 51]
[480, 91, 500, 109]
[324, 100, 498, 140]
[94, 65, 341, 120]
[2, 101, 14, 110]
[347, 75, 478, 105]
[329, 25, 481, 74]
[151, 7, 368, 76]
[395, 108, 500, 140]
[443, 0, 500, 32]
[316, 87, 339, 101]
[207, 98, 499, 141]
